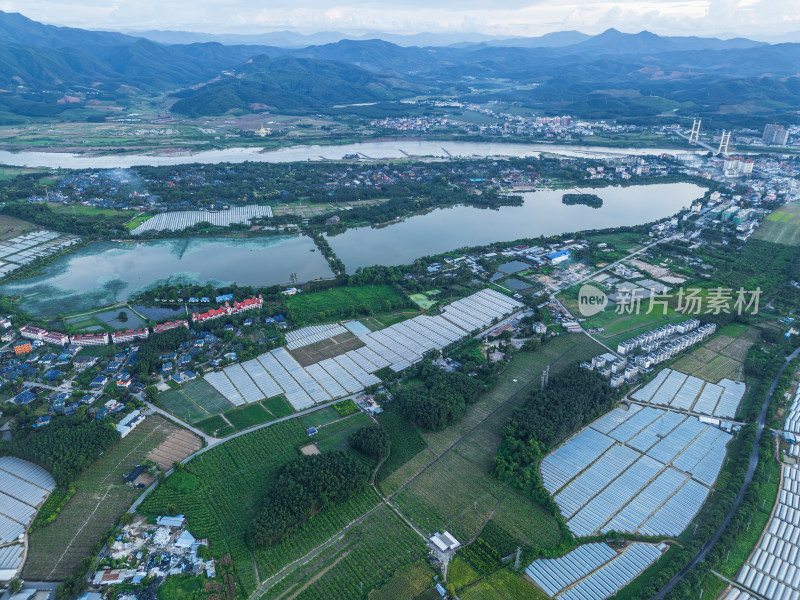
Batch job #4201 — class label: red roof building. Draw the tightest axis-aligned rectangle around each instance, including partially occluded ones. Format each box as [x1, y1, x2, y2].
[192, 295, 263, 323]
[153, 320, 189, 334]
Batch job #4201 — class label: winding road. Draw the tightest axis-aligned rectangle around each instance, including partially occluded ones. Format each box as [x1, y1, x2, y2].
[652, 345, 800, 599]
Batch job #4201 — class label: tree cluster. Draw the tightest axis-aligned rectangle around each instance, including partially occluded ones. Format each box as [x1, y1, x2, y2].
[349, 425, 389, 459]
[0, 417, 120, 486]
[492, 366, 614, 506]
[249, 451, 369, 546]
[131, 327, 192, 376]
[394, 360, 484, 431]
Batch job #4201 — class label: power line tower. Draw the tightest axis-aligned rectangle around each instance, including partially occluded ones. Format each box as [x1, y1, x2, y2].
[717, 130, 731, 155]
[689, 119, 701, 144]
[540, 364, 550, 391]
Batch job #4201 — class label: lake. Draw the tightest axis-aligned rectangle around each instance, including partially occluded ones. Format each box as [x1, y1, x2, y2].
[0, 140, 700, 169]
[325, 183, 704, 271]
[1, 235, 333, 316]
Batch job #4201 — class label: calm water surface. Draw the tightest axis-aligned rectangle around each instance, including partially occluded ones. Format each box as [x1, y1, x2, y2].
[326, 183, 704, 271]
[2, 235, 332, 316]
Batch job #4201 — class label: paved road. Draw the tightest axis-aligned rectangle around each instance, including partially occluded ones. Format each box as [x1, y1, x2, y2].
[652, 345, 800, 599]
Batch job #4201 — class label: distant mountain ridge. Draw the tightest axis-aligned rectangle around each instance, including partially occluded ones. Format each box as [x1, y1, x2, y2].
[0, 10, 797, 125]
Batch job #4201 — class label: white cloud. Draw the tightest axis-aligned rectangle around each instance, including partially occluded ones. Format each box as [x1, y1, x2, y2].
[5, 0, 800, 38]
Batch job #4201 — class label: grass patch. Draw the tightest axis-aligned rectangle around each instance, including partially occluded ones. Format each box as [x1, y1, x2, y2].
[157, 573, 203, 600]
[125, 212, 153, 231]
[285, 285, 411, 325]
[376, 405, 427, 482]
[460, 567, 548, 600]
[314, 412, 373, 453]
[333, 398, 360, 416]
[262, 396, 293, 418]
[369, 558, 437, 600]
[224, 403, 272, 430]
[195, 415, 229, 436]
[409, 293, 438, 310]
[448, 555, 482, 588]
[299, 406, 341, 429]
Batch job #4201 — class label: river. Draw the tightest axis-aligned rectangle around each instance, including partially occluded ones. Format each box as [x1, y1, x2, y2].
[0, 139, 698, 169]
[326, 183, 704, 271]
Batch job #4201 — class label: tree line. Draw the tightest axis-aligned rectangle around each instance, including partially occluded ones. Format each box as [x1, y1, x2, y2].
[492, 366, 615, 508]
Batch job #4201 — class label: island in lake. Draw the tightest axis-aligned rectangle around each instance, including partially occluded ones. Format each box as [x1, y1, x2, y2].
[562, 193, 603, 208]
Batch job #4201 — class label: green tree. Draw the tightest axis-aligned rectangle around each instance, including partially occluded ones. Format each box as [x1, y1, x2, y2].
[145, 385, 159, 403]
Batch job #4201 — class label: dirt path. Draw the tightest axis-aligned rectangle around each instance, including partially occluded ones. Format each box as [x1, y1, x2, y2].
[280, 550, 352, 600]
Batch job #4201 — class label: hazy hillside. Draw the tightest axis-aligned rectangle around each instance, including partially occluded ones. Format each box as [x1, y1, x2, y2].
[0, 10, 797, 125]
[170, 55, 420, 116]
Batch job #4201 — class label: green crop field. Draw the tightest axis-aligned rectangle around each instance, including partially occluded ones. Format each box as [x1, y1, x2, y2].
[409, 293, 438, 310]
[260, 504, 427, 600]
[124, 212, 153, 231]
[754, 203, 800, 246]
[673, 324, 758, 383]
[262, 396, 293, 418]
[195, 415, 231, 436]
[369, 559, 437, 600]
[139, 420, 383, 597]
[24, 416, 181, 580]
[224, 403, 272, 430]
[376, 406, 427, 482]
[159, 389, 210, 423]
[285, 285, 412, 325]
[299, 406, 341, 429]
[184, 378, 233, 413]
[448, 555, 482, 588]
[460, 567, 549, 600]
[159, 378, 234, 423]
[385, 334, 599, 553]
[313, 412, 372, 453]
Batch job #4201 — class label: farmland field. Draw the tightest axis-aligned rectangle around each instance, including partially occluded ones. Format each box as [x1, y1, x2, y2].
[461, 567, 549, 600]
[409, 292, 438, 310]
[369, 559, 437, 600]
[376, 405, 427, 482]
[290, 331, 365, 366]
[139, 419, 384, 597]
[262, 396, 293, 418]
[299, 406, 341, 429]
[224, 403, 272, 430]
[260, 504, 427, 600]
[754, 203, 800, 246]
[195, 415, 231, 436]
[137, 332, 600, 599]
[386, 334, 600, 551]
[24, 416, 181, 580]
[673, 324, 758, 383]
[158, 378, 233, 423]
[313, 412, 373, 453]
[285, 285, 412, 325]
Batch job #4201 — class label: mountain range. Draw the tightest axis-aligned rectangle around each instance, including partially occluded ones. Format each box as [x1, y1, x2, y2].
[0, 10, 797, 127]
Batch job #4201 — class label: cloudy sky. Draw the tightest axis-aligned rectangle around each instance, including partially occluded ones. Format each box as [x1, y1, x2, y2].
[1, 0, 798, 39]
